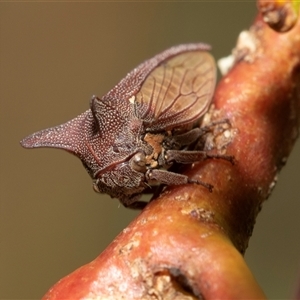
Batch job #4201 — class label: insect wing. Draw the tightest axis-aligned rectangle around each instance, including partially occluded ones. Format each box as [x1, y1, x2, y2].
[135, 51, 216, 131]
[103, 44, 216, 131]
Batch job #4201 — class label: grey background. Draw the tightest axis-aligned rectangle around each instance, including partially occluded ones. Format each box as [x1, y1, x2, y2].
[1, 2, 299, 299]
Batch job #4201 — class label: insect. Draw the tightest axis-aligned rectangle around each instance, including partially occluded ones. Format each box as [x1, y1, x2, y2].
[20, 43, 233, 209]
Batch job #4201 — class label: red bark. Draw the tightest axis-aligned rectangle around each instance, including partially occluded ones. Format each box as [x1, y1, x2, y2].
[43, 2, 300, 299]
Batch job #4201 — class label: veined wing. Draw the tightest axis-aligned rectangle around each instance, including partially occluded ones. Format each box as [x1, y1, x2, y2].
[103, 44, 216, 131]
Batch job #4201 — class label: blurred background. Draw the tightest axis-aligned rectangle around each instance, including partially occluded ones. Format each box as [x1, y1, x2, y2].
[1, 2, 299, 299]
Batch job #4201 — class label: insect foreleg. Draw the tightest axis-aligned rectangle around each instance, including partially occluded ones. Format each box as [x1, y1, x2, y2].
[146, 169, 213, 192]
[165, 150, 235, 165]
[164, 118, 231, 150]
[164, 128, 203, 149]
[123, 201, 148, 210]
[165, 150, 206, 164]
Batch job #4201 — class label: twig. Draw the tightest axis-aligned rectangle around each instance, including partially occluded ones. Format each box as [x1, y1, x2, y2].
[43, 1, 300, 299]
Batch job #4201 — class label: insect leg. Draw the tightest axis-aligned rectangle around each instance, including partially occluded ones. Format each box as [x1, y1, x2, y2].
[165, 150, 235, 165]
[164, 128, 202, 149]
[164, 119, 230, 150]
[146, 169, 213, 192]
[121, 193, 149, 210]
[123, 201, 148, 210]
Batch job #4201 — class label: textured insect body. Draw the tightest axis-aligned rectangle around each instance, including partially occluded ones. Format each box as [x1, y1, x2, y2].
[21, 43, 225, 208]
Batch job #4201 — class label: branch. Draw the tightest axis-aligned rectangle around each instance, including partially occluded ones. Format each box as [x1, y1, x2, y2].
[43, 2, 300, 299]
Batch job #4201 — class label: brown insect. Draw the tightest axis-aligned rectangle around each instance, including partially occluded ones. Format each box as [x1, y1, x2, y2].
[20, 43, 232, 209]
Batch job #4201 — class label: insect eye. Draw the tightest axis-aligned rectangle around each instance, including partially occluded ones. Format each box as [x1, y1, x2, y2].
[130, 152, 147, 173]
